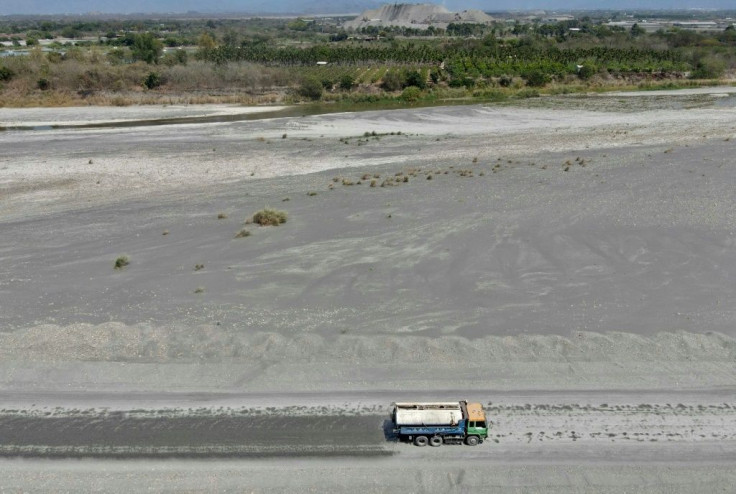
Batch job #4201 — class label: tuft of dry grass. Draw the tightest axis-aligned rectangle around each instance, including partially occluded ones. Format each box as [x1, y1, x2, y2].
[252, 209, 287, 226]
[234, 228, 251, 238]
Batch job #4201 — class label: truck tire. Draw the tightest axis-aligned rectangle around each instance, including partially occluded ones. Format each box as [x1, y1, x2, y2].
[429, 436, 443, 447]
[465, 435, 480, 446]
[414, 436, 429, 447]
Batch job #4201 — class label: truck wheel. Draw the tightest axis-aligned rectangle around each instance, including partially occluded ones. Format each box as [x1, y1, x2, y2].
[414, 436, 429, 447]
[465, 436, 480, 446]
[429, 436, 443, 447]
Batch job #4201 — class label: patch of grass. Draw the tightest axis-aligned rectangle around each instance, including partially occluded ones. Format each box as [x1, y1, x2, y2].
[194, 287, 205, 294]
[307, 191, 318, 196]
[114, 255, 130, 270]
[194, 264, 204, 271]
[252, 209, 288, 226]
[162, 230, 169, 235]
[234, 228, 251, 238]
[217, 212, 228, 219]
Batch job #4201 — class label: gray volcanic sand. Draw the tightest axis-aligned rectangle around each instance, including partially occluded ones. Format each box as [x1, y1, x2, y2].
[1, 89, 736, 491]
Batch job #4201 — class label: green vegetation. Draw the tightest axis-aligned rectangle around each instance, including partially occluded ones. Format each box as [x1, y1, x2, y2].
[252, 209, 288, 226]
[113, 255, 130, 270]
[297, 76, 323, 100]
[142, 72, 162, 89]
[0, 66, 13, 81]
[0, 13, 733, 107]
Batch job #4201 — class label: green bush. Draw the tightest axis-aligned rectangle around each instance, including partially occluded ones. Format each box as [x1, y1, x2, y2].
[298, 77, 323, 100]
[400, 86, 422, 102]
[522, 69, 550, 87]
[381, 69, 403, 91]
[690, 57, 725, 79]
[404, 70, 426, 90]
[161, 49, 188, 66]
[339, 74, 355, 91]
[131, 32, 163, 64]
[143, 72, 162, 89]
[252, 208, 288, 226]
[114, 255, 130, 270]
[0, 65, 13, 81]
[498, 75, 513, 87]
[577, 64, 597, 80]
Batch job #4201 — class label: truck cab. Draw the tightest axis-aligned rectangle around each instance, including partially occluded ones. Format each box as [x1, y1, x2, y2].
[464, 402, 489, 444]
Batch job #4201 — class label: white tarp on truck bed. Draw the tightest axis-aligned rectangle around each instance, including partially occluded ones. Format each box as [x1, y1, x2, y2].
[393, 403, 463, 426]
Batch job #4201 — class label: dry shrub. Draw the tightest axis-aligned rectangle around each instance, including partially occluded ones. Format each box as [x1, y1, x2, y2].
[252, 208, 287, 226]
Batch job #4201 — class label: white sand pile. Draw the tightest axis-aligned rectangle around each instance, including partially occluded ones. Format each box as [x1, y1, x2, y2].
[344, 3, 493, 29]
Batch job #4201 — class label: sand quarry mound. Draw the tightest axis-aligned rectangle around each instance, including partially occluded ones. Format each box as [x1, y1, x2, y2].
[3, 323, 734, 364]
[2, 324, 735, 392]
[344, 3, 493, 29]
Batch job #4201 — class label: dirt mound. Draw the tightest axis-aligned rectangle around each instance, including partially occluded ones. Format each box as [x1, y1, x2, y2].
[344, 3, 493, 29]
[3, 323, 735, 365]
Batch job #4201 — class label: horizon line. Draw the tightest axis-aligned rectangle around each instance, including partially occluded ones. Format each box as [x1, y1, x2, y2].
[2, 7, 735, 17]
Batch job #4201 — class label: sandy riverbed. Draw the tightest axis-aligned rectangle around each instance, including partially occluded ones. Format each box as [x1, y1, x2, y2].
[1, 89, 736, 491]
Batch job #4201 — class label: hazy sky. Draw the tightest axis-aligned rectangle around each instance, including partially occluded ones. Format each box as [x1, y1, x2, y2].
[1, 0, 733, 15]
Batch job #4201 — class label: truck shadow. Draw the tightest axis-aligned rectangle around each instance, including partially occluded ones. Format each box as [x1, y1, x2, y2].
[382, 419, 399, 443]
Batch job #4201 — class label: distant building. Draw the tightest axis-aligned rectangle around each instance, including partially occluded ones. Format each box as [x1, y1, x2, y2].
[672, 21, 719, 30]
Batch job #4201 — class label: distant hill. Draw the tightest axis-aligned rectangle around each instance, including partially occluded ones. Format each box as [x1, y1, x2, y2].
[343, 3, 494, 30]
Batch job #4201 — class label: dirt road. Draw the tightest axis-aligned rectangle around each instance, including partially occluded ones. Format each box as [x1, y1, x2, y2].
[1, 391, 735, 492]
